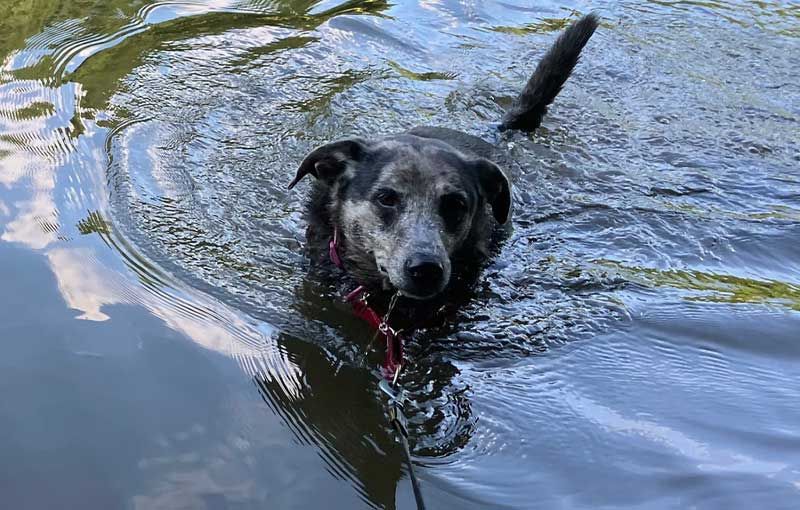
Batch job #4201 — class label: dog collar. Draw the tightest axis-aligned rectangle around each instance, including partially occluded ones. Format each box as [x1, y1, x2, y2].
[329, 227, 344, 269]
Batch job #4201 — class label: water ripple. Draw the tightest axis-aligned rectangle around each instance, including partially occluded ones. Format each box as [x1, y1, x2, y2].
[2, 0, 799, 508]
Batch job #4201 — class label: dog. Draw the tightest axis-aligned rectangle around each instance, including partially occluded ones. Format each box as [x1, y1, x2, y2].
[289, 14, 598, 305]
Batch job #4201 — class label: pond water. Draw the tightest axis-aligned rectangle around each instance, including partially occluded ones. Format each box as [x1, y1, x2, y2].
[1, 0, 799, 508]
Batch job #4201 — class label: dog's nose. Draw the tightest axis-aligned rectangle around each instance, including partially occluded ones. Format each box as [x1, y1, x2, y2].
[404, 254, 444, 285]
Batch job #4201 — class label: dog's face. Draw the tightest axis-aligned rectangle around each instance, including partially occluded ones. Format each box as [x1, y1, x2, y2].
[289, 135, 510, 299]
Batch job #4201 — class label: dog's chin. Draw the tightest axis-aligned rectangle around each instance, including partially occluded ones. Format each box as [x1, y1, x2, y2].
[392, 279, 446, 301]
[397, 288, 441, 301]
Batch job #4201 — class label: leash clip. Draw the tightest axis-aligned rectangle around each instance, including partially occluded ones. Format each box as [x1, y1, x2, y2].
[381, 380, 409, 438]
[379, 380, 407, 406]
[378, 321, 396, 337]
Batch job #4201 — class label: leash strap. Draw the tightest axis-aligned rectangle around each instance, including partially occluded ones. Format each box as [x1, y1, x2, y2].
[393, 408, 427, 510]
[330, 228, 426, 509]
[382, 382, 427, 510]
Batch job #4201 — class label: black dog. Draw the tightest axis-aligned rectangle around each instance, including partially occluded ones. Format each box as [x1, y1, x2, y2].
[289, 14, 598, 304]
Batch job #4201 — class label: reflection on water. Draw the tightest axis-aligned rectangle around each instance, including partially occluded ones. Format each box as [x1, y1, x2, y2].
[1, 0, 799, 508]
[599, 259, 800, 311]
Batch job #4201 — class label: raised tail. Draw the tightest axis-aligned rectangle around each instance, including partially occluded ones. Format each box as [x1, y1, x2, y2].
[498, 14, 599, 133]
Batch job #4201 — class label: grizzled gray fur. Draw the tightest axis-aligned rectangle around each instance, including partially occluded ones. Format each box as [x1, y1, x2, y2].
[289, 15, 598, 301]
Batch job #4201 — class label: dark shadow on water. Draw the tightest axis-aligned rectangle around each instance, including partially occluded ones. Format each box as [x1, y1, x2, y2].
[253, 333, 405, 508]
[251, 265, 490, 507]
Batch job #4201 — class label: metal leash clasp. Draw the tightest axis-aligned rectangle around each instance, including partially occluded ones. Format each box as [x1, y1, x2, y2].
[378, 379, 406, 406]
[378, 321, 393, 336]
[379, 379, 409, 437]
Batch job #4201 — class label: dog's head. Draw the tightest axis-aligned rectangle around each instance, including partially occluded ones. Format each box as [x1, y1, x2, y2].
[289, 134, 510, 300]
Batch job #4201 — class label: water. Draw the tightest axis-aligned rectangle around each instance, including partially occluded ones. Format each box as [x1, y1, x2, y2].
[1, 0, 799, 508]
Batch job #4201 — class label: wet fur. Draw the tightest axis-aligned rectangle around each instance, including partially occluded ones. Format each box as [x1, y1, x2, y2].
[303, 135, 499, 292]
[291, 14, 599, 308]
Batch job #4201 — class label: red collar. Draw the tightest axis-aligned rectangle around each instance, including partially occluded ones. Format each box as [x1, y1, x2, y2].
[330, 227, 404, 380]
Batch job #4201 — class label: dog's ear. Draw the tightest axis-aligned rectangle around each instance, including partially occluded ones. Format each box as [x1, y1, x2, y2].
[288, 137, 368, 189]
[473, 158, 511, 224]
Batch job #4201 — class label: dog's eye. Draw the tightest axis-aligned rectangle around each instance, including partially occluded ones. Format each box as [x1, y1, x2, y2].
[374, 189, 400, 208]
[440, 193, 468, 228]
[441, 193, 467, 212]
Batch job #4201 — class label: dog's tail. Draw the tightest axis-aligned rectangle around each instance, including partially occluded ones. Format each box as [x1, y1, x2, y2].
[498, 14, 599, 133]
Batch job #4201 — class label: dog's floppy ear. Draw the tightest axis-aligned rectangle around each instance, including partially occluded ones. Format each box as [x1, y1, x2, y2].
[473, 158, 512, 224]
[288, 137, 368, 189]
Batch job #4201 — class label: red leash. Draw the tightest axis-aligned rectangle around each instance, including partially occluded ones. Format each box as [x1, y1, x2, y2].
[330, 228, 404, 380]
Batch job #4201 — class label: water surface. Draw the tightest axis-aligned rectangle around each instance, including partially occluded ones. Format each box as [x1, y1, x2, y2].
[1, 0, 799, 508]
